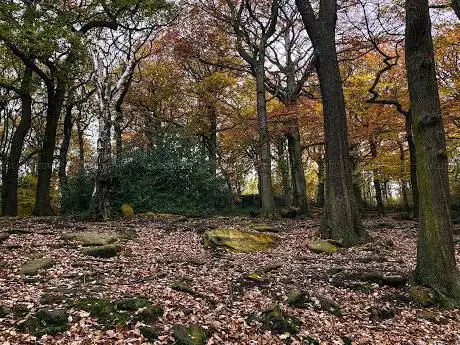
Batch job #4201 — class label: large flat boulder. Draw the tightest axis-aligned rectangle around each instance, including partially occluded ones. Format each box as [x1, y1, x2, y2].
[62, 232, 118, 246]
[204, 228, 275, 253]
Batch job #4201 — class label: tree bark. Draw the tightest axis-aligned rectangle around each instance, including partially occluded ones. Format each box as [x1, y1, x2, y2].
[370, 137, 384, 216]
[1, 67, 33, 216]
[405, 114, 419, 218]
[316, 156, 325, 207]
[287, 126, 309, 214]
[32, 81, 66, 216]
[255, 65, 275, 217]
[406, 0, 460, 305]
[296, 0, 365, 245]
[398, 139, 410, 212]
[90, 101, 112, 220]
[76, 119, 85, 169]
[276, 138, 292, 207]
[58, 101, 73, 187]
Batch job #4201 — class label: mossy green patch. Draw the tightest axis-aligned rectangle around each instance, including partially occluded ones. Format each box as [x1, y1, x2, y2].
[261, 305, 300, 335]
[140, 325, 160, 341]
[83, 244, 121, 258]
[286, 290, 310, 308]
[307, 240, 337, 254]
[250, 224, 280, 233]
[21, 258, 55, 275]
[409, 286, 436, 307]
[20, 309, 69, 336]
[204, 228, 275, 253]
[116, 298, 152, 311]
[0, 306, 10, 317]
[173, 324, 209, 345]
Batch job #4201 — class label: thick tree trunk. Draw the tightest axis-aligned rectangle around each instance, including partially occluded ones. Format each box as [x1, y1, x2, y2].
[370, 137, 384, 216]
[452, 0, 460, 19]
[32, 83, 66, 216]
[406, 0, 460, 305]
[113, 108, 123, 164]
[398, 140, 410, 212]
[405, 114, 419, 218]
[204, 103, 218, 177]
[316, 156, 325, 207]
[58, 102, 73, 187]
[1, 67, 33, 216]
[255, 65, 275, 217]
[90, 102, 112, 220]
[287, 126, 309, 214]
[76, 120, 85, 169]
[316, 40, 365, 245]
[276, 139, 292, 207]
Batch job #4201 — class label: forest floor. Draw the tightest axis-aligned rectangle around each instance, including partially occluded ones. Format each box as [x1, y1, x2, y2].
[0, 213, 460, 345]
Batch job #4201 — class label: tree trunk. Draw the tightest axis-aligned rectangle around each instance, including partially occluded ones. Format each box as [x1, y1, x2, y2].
[255, 64, 275, 217]
[405, 114, 419, 218]
[316, 39, 365, 245]
[1, 67, 33, 216]
[90, 100, 112, 220]
[287, 126, 309, 214]
[398, 139, 410, 212]
[370, 137, 384, 216]
[204, 103, 218, 177]
[58, 102, 73, 187]
[406, 0, 460, 305]
[32, 83, 66, 216]
[316, 156, 325, 207]
[276, 138, 292, 207]
[76, 119, 85, 169]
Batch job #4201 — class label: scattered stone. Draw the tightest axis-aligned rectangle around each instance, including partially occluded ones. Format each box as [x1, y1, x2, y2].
[204, 228, 275, 253]
[21, 258, 55, 275]
[6, 228, 31, 235]
[409, 286, 436, 307]
[369, 306, 396, 321]
[312, 296, 343, 316]
[0, 306, 11, 317]
[250, 224, 280, 233]
[116, 298, 152, 311]
[286, 290, 310, 309]
[83, 244, 121, 258]
[0, 232, 10, 243]
[416, 311, 448, 324]
[261, 305, 300, 335]
[121, 204, 134, 218]
[172, 324, 209, 345]
[140, 325, 160, 341]
[307, 240, 337, 254]
[20, 309, 69, 336]
[62, 232, 118, 246]
[280, 206, 301, 218]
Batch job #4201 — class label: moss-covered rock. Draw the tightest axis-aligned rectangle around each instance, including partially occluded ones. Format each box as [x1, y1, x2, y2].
[21, 258, 55, 275]
[6, 228, 31, 235]
[0, 305, 11, 317]
[21, 309, 69, 336]
[83, 244, 121, 258]
[172, 324, 209, 345]
[171, 280, 195, 294]
[121, 204, 134, 218]
[74, 298, 127, 327]
[312, 296, 343, 316]
[409, 286, 436, 307]
[308, 240, 337, 254]
[116, 298, 152, 311]
[12, 304, 29, 317]
[0, 232, 10, 243]
[204, 228, 275, 253]
[286, 290, 310, 309]
[62, 232, 118, 246]
[261, 305, 300, 335]
[140, 325, 160, 341]
[250, 224, 280, 233]
[144, 212, 187, 222]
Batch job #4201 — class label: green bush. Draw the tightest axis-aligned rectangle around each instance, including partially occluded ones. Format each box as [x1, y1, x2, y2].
[60, 137, 231, 217]
[111, 140, 231, 216]
[60, 169, 94, 216]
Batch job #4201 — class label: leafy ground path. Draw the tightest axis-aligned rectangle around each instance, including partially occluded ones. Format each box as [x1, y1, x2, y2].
[0, 215, 459, 344]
